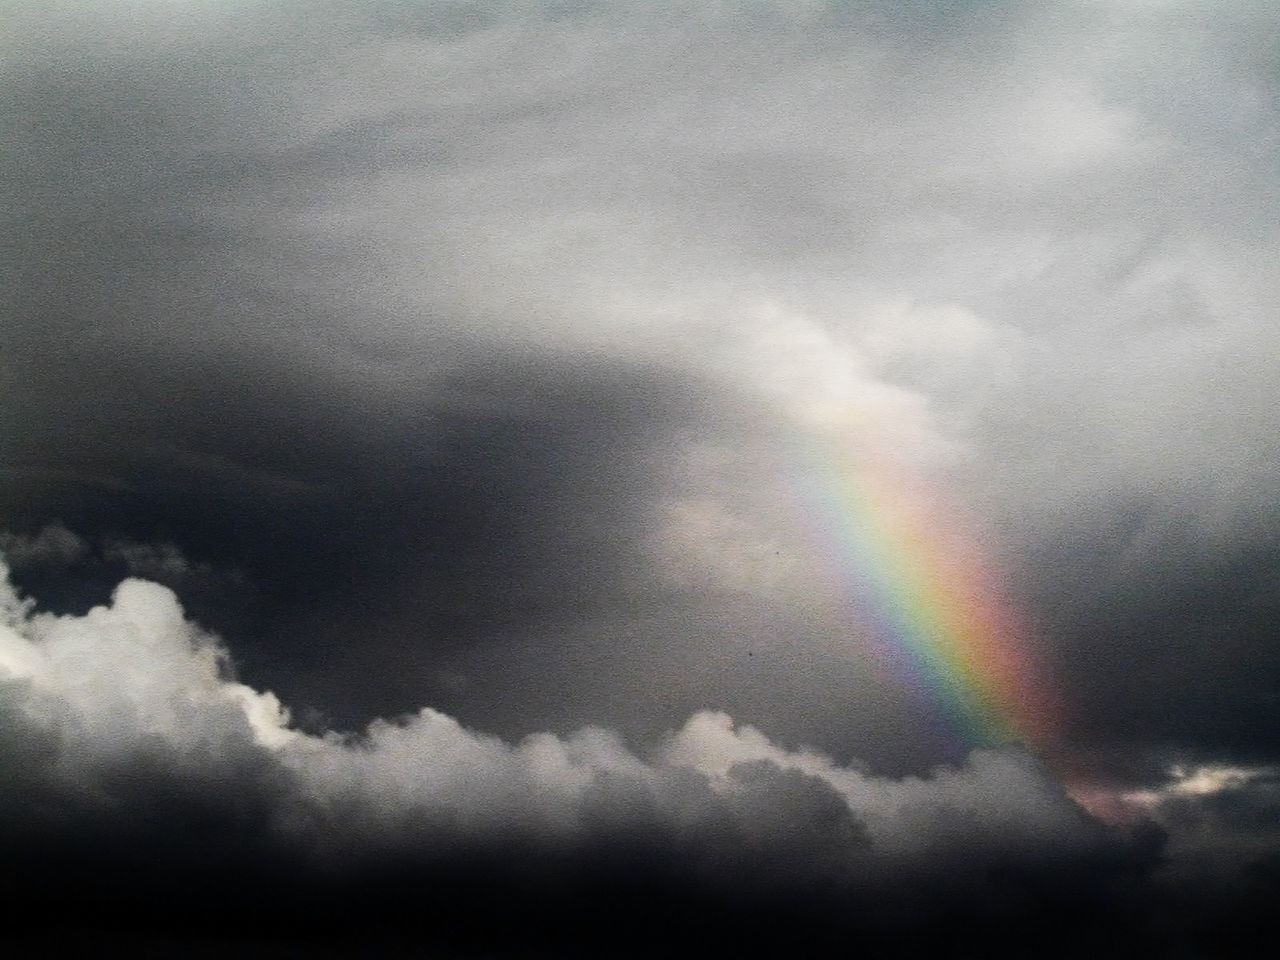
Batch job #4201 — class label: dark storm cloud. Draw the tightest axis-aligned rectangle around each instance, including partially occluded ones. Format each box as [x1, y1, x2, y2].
[1, 343, 711, 731]
[4, 0, 1280, 950]
[4, 0, 1278, 751]
[1016, 509, 1280, 767]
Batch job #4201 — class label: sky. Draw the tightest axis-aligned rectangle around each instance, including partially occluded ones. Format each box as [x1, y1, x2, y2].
[2, 0, 1279, 953]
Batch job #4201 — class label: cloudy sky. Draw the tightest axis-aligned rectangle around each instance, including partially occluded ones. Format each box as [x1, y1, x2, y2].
[3, 0, 1279, 952]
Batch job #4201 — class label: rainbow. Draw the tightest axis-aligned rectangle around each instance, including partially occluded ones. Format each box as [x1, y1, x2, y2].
[791, 434, 1064, 758]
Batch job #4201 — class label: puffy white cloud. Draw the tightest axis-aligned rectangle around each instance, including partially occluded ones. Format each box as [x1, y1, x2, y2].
[660, 709, 1102, 865]
[0, 553, 1114, 887]
[0, 567, 286, 754]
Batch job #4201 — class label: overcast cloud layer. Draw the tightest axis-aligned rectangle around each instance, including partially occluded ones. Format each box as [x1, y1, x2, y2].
[3, 0, 1280, 952]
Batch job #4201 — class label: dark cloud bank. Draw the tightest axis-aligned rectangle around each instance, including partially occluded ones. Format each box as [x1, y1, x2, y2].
[4, 0, 1280, 954]
[0, 569, 1209, 954]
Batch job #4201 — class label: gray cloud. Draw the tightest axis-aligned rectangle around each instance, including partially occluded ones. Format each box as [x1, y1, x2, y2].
[0, 523, 88, 569]
[8, 1, 1276, 527]
[3, 1, 1280, 947]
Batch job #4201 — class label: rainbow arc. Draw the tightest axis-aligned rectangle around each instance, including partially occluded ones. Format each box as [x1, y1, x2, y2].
[792, 433, 1064, 757]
